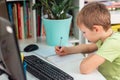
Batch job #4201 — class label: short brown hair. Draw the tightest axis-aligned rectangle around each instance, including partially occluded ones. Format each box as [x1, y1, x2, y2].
[77, 2, 111, 31]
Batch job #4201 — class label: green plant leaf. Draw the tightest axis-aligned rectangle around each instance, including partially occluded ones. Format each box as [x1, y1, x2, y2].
[32, 0, 78, 19]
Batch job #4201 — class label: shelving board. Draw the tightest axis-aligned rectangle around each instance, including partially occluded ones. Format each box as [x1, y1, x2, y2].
[110, 10, 120, 24]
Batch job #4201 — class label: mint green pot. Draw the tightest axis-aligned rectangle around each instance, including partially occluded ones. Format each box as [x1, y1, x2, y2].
[42, 15, 72, 46]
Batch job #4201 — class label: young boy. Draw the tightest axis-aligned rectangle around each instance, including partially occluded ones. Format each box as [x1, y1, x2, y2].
[55, 2, 120, 80]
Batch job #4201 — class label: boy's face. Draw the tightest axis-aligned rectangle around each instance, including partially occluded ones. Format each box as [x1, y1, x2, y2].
[79, 24, 100, 43]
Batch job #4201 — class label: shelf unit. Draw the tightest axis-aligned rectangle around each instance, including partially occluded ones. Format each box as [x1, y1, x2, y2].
[6, 0, 120, 47]
[6, 0, 86, 46]
[6, 0, 37, 43]
[110, 10, 120, 24]
[72, 0, 85, 44]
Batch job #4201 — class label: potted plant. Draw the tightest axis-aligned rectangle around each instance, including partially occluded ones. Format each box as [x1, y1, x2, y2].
[32, 0, 78, 46]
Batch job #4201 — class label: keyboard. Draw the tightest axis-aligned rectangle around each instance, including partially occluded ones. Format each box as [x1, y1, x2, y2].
[24, 55, 74, 80]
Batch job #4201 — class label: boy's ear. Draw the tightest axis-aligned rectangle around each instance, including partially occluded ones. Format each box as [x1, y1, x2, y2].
[92, 25, 101, 32]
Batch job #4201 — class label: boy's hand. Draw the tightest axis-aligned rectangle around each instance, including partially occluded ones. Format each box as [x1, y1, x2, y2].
[55, 46, 68, 56]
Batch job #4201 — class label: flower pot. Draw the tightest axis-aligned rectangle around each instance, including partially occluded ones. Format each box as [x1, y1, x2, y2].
[42, 15, 72, 46]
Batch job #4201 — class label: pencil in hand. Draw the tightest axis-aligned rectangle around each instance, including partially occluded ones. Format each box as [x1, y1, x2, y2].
[59, 37, 63, 49]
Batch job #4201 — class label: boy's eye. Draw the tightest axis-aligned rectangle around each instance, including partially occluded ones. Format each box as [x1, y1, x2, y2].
[83, 32, 85, 34]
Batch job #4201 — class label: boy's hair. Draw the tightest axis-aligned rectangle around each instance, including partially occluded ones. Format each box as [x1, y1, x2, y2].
[77, 2, 111, 31]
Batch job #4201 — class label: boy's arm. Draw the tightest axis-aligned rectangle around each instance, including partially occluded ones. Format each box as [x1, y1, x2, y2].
[68, 43, 98, 54]
[80, 53, 105, 74]
[55, 43, 98, 56]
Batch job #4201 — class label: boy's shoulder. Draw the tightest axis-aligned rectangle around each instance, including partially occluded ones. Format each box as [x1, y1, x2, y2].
[96, 32, 120, 48]
[107, 32, 120, 41]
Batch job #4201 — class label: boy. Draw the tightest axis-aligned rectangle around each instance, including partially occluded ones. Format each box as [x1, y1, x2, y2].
[55, 2, 120, 80]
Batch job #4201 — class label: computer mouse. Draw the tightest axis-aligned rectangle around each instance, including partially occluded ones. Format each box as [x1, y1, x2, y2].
[24, 44, 39, 52]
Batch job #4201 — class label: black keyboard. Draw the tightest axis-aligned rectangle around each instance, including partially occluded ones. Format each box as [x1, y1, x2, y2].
[24, 55, 74, 80]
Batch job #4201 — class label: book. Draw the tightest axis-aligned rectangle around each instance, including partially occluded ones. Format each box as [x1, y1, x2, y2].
[23, 1, 28, 39]
[12, 3, 18, 38]
[36, 6, 42, 37]
[7, 3, 13, 23]
[17, 3, 22, 39]
[112, 24, 120, 32]
[21, 5, 25, 39]
[26, 2, 32, 38]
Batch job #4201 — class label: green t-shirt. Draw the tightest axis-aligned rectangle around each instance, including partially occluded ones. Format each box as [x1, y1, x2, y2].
[96, 32, 120, 80]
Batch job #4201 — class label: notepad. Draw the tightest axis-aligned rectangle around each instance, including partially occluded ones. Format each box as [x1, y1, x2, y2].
[34, 46, 56, 57]
[34, 42, 73, 57]
[47, 53, 84, 66]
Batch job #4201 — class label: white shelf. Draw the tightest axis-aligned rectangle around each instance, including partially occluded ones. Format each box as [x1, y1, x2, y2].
[69, 36, 79, 43]
[110, 10, 120, 24]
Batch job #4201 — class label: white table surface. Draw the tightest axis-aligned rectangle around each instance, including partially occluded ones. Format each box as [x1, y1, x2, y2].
[20, 41, 106, 80]
[24, 52, 106, 80]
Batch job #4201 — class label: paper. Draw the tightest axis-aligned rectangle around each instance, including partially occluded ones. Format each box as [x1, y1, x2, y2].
[33, 42, 73, 58]
[47, 54, 106, 80]
[47, 54, 84, 65]
[34, 46, 56, 57]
